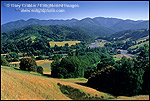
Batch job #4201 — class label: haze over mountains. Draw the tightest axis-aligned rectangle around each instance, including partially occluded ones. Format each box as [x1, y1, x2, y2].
[1, 17, 149, 36]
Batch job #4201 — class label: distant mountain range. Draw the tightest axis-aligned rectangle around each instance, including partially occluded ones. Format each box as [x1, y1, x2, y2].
[1, 17, 149, 36]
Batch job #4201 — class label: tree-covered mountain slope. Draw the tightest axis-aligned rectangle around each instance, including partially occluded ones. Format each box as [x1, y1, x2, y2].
[110, 29, 149, 41]
[97, 29, 149, 54]
[1, 25, 92, 54]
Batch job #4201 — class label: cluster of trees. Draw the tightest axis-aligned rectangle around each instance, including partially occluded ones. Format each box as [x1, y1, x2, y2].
[84, 53, 115, 79]
[1, 55, 44, 75]
[87, 44, 149, 96]
[19, 58, 43, 74]
[51, 56, 84, 78]
[51, 46, 114, 78]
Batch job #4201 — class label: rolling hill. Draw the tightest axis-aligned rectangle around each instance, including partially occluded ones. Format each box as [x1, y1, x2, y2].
[1, 66, 114, 100]
[110, 29, 149, 41]
[1, 25, 92, 54]
[96, 29, 149, 54]
[1, 66, 149, 100]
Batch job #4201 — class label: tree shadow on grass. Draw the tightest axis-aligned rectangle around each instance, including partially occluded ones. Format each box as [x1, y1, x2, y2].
[75, 82, 101, 92]
[42, 74, 52, 77]
[13, 67, 21, 70]
[76, 82, 117, 99]
[75, 82, 99, 91]
[75, 82, 88, 87]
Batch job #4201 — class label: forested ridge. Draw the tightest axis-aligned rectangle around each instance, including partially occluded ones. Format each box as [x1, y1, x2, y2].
[2, 17, 149, 36]
[1, 25, 93, 55]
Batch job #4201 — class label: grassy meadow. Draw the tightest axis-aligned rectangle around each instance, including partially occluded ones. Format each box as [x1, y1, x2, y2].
[36, 60, 53, 75]
[9, 59, 53, 75]
[49, 41, 81, 47]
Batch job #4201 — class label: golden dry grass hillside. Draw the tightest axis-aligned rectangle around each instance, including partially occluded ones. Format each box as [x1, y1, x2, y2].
[49, 41, 81, 47]
[1, 66, 113, 100]
[1, 66, 69, 100]
[1, 66, 149, 100]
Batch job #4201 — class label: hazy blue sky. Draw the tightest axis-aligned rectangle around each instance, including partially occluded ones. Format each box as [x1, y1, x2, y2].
[1, 1, 149, 25]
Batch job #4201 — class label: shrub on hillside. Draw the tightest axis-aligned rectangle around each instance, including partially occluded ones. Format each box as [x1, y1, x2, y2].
[1, 55, 9, 66]
[57, 83, 105, 100]
[20, 58, 37, 71]
[37, 66, 43, 74]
